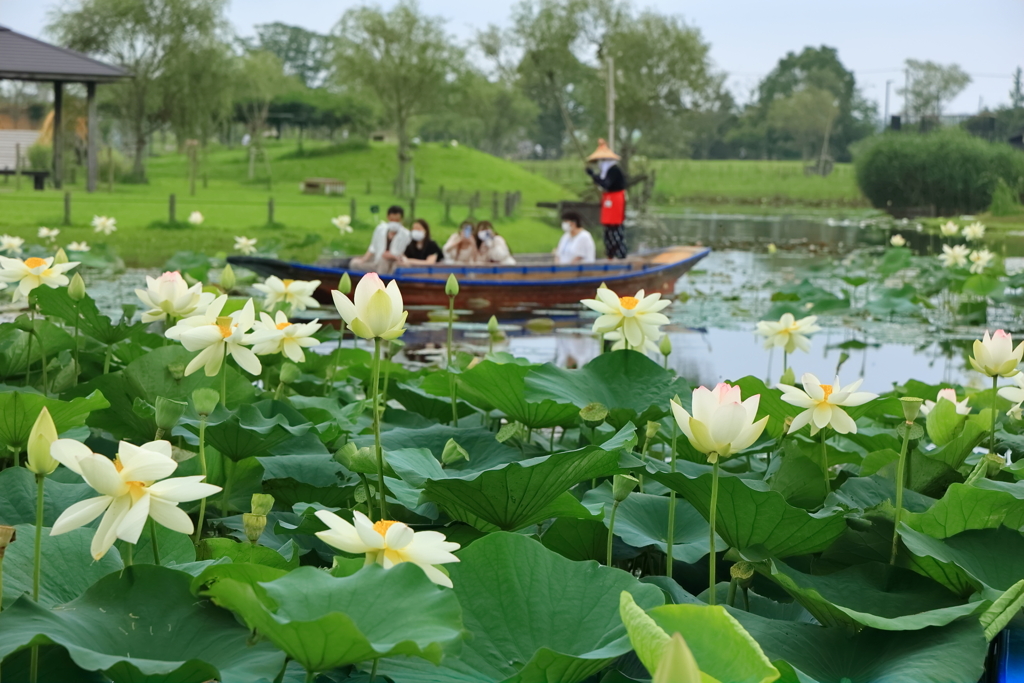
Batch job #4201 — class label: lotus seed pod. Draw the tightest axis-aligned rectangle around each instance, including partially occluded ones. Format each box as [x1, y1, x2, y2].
[613, 474, 638, 502]
[580, 402, 609, 428]
[900, 396, 924, 423]
[279, 362, 301, 385]
[250, 493, 275, 516]
[192, 388, 220, 416]
[242, 513, 267, 543]
[645, 421, 660, 441]
[154, 397, 188, 432]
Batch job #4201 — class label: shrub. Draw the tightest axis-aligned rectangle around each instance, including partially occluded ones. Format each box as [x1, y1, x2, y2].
[854, 128, 1024, 215]
[27, 143, 51, 171]
[98, 147, 132, 183]
[989, 177, 1023, 216]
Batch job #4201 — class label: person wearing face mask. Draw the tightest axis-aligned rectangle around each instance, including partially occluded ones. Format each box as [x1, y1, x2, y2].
[443, 220, 480, 264]
[350, 205, 411, 274]
[402, 218, 444, 265]
[585, 139, 628, 259]
[553, 211, 596, 265]
[474, 221, 516, 265]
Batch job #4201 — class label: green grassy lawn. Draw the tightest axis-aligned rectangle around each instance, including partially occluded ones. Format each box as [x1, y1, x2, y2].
[0, 140, 572, 267]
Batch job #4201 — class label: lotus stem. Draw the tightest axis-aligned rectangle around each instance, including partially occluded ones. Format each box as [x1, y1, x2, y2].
[32, 474, 43, 600]
[666, 420, 678, 577]
[103, 343, 113, 374]
[359, 473, 375, 520]
[606, 500, 620, 567]
[891, 418, 913, 565]
[372, 338, 387, 520]
[305, 668, 316, 683]
[709, 459, 720, 605]
[447, 296, 458, 426]
[325, 321, 346, 396]
[369, 659, 379, 682]
[991, 375, 999, 454]
[727, 577, 738, 607]
[820, 429, 830, 499]
[218, 347, 228, 406]
[149, 518, 161, 565]
[126, 544, 132, 566]
[783, 350, 788, 373]
[35, 327, 47, 396]
[193, 417, 208, 544]
[221, 458, 234, 517]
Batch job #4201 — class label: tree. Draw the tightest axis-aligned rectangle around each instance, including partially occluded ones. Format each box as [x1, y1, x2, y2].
[766, 87, 838, 160]
[163, 41, 234, 148]
[1011, 67, 1023, 110]
[48, 0, 228, 181]
[233, 50, 294, 177]
[900, 59, 971, 121]
[333, 1, 464, 196]
[251, 23, 333, 88]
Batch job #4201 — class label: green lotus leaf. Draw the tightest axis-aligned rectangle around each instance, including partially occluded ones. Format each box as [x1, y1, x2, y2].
[0, 389, 109, 454]
[458, 360, 579, 429]
[541, 518, 608, 562]
[390, 378, 476, 423]
[899, 525, 1024, 592]
[380, 532, 664, 683]
[734, 376, 800, 439]
[354, 423, 521, 473]
[186, 400, 313, 462]
[0, 565, 285, 683]
[202, 563, 463, 675]
[198, 537, 299, 570]
[0, 467, 95, 526]
[34, 286, 139, 346]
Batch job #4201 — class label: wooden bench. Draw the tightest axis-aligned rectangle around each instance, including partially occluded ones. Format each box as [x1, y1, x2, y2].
[301, 177, 345, 195]
[0, 169, 49, 190]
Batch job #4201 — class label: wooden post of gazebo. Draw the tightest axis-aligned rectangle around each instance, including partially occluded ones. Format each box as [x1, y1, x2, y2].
[86, 83, 97, 192]
[53, 81, 63, 189]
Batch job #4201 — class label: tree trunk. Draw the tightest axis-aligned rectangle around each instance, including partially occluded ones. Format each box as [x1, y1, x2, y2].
[132, 134, 146, 182]
[396, 120, 412, 198]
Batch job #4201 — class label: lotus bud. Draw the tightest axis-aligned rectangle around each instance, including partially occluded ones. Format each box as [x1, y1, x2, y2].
[900, 396, 924, 423]
[154, 396, 187, 432]
[580, 402, 609, 428]
[192, 388, 220, 416]
[68, 272, 86, 301]
[13, 314, 33, 333]
[242, 513, 266, 543]
[220, 263, 236, 292]
[26, 407, 58, 476]
[53, 248, 69, 265]
[659, 334, 672, 357]
[613, 474, 638, 502]
[767, 243, 777, 254]
[645, 421, 660, 442]
[279, 362, 301, 385]
[250, 493, 275, 516]
[445, 273, 459, 297]
[442, 438, 470, 465]
[339, 272, 352, 295]
[487, 315, 500, 335]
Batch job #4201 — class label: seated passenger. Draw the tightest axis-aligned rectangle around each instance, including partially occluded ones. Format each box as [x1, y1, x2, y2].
[402, 219, 444, 265]
[475, 221, 516, 265]
[443, 221, 479, 264]
[350, 205, 411, 274]
[554, 211, 596, 265]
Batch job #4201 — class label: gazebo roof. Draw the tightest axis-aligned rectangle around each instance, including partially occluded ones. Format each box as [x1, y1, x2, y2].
[0, 25, 129, 83]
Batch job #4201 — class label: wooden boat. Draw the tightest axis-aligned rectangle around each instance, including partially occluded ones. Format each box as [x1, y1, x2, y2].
[228, 245, 710, 318]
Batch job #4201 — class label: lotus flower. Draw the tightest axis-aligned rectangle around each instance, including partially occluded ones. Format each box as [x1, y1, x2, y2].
[67, 241, 90, 252]
[939, 244, 970, 268]
[37, 227, 60, 241]
[165, 295, 261, 376]
[91, 215, 117, 236]
[890, 234, 906, 247]
[779, 373, 877, 435]
[135, 271, 215, 323]
[332, 215, 353, 234]
[921, 388, 970, 416]
[0, 255, 78, 302]
[248, 310, 322, 362]
[253, 275, 320, 312]
[314, 509, 460, 587]
[670, 383, 768, 463]
[332, 273, 407, 340]
[999, 375, 1024, 419]
[939, 221, 960, 237]
[0, 235, 24, 255]
[754, 313, 821, 355]
[188, 211, 204, 225]
[580, 287, 670, 349]
[49, 439, 220, 560]
[962, 222, 986, 241]
[969, 249, 994, 274]
[234, 236, 258, 255]
[970, 330, 1024, 378]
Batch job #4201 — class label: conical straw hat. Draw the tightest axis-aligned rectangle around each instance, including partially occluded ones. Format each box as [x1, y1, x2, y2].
[587, 138, 620, 161]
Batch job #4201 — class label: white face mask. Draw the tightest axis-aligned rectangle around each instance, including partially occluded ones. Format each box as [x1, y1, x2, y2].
[561, 222, 573, 232]
[479, 231, 493, 241]
[411, 229, 425, 241]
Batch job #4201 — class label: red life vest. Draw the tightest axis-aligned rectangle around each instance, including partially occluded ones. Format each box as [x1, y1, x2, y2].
[601, 190, 626, 225]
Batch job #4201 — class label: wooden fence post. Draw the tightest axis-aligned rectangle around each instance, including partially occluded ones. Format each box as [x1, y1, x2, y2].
[492, 191, 499, 220]
[14, 143, 20, 191]
[63, 192, 71, 225]
[350, 197, 357, 223]
[445, 199, 451, 223]
[107, 147, 114, 192]
[410, 197, 416, 222]
[169, 194, 176, 223]
[268, 197, 275, 225]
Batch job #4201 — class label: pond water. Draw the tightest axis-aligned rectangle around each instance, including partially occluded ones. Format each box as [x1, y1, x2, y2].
[81, 212, 1001, 394]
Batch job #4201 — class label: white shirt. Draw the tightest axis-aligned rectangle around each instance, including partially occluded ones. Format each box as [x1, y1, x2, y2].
[555, 229, 596, 265]
[368, 221, 411, 258]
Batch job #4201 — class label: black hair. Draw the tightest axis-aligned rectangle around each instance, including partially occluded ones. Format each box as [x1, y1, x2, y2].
[561, 211, 583, 227]
[412, 218, 430, 241]
[387, 205, 404, 217]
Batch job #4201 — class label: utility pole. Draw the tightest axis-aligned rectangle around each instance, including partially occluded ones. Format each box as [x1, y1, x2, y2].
[884, 80, 892, 128]
[606, 55, 616, 151]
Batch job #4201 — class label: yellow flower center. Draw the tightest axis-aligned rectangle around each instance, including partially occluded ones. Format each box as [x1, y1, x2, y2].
[820, 384, 834, 401]
[373, 520, 399, 537]
[113, 458, 146, 498]
[216, 316, 234, 338]
[619, 296, 639, 310]
[283, 279, 294, 286]
[24, 257, 46, 269]
[276, 321, 291, 330]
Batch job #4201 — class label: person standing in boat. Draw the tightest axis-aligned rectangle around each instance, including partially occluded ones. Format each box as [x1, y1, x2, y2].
[350, 205, 411, 274]
[402, 218, 444, 265]
[585, 139, 628, 259]
[475, 221, 516, 265]
[554, 211, 596, 265]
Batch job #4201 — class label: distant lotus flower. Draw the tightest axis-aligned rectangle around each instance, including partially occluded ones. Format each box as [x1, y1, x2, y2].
[135, 270, 215, 322]
[969, 249, 994, 274]
[91, 215, 117, 236]
[331, 215, 353, 234]
[962, 222, 986, 242]
[580, 287, 670, 349]
[253, 275, 321, 311]
[671, 383, 768, 463]
[970, 330, 1024, 378]
[67, 241, 90, 252]
[0, 255, 78, 302]
[165, 295, 261, 376]
[939, 244, 970, 268]
[755, 313, 821, 354]
[999, 375, 1024, 419]
[0, 235, 24, 255]
[248, 310, 322, 362]
[234, 236, 258, 255]
[890, 234, 906, 247]
[939, 221, 960, 237]
[38, 227, 60, 241]
[779, 373, 877, 435]
[921, 388, 971, 416]
[188, 211, 204, 225]
[332, 272, 407, 340]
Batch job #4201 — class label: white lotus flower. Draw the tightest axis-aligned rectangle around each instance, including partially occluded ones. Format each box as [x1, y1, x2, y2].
[939, 244, 970, 268]
[49, 439, 220, 560]
[67, 241, 90, 252]
[1, 235, 25, 255]
[970, 330, 1024, 378]
[314, 509, 460, 587]
[939, 221, 960, 237]
[135, 271, 215, 323]
[166, 295, 261, 376]
[38, 227, 60, 241]
[234, 236, 258, 255]
[580, 287, 670, 349]
[332, 272, 407, 340]
[969, 249, 994, 274]
[999, 375, 1024, 419]
[921, 388, 971, 417]
[671, 383, 769, 463]
[332, 215, 353, 234]
[962, 222, 986, 242]
[0, 255, 79, 302]
[248, 310, 322, 362]
[91, 215, 117, 236]
[755, 313, 821, 355]
[779, 373, 877, 435]
[253, 275, 321, 312]
[188, 211, 204, 226]
[890, 234, 906, 247]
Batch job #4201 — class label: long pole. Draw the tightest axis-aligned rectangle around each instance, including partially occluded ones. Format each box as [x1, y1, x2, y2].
[884, 80, 892, 129]
[606, 55, 616, 151]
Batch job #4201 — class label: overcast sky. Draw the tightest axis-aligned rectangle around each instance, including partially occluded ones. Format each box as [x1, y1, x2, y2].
[3, 0, 1021, 115]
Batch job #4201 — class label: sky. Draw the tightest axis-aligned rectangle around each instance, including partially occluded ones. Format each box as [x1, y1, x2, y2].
[3, 0, 1021, 116]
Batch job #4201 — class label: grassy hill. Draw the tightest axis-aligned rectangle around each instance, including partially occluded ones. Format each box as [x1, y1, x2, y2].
[0, 140, 573, 267]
